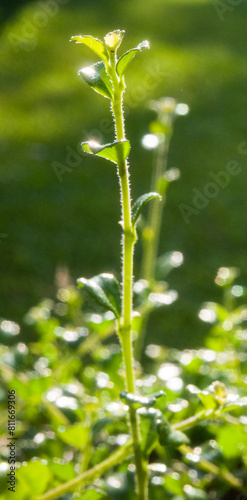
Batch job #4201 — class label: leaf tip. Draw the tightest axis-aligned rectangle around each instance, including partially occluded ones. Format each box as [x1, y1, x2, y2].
[137, 40, 150, 50]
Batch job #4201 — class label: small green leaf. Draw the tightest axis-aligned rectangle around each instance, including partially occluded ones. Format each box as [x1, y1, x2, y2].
[131, 192, 161, 226]
[165, 475, 184, 496]
[78, 61, 113, 99]
[18, 461, 52, 495]
[116, 40, 150, 77]
[166, 429, 190, 447]
[223, 397, 247, 412]
[81, 140, 130, 164]
[70, 35, 108, 64]
[57, 423, 87, 448]
[157, 416, 189, 447]
[50, 462, 76, 482]
[77, 273, 121, 318]
[120, 390, 165, 408]
[139, 408, 159, 456]
[187, 382, 226, 410]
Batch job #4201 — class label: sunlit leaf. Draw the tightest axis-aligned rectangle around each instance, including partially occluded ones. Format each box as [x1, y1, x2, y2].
[120, 390, 165, 407]
[139, 408, 158, 456]
[57, 423, 87, 448]
[187, 384, 217, 410]
[70, 35, 108, 63]
[157, 416, 189, 447]
[165, 474, 183, 495]
[131, 192, 161, 226]
[18, 461, 52, 495]
[78, 61, 113, 99]
[77, 273, 121, 318]
[216, 425, 247, 459]
[223, 397, 247, 412]
[50, 462, 76, 482]
[116, 40, 150, 77]
[82, 140, 130, 165]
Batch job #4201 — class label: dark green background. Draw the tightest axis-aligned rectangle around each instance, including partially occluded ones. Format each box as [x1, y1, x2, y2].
[1, 0, 247, 348]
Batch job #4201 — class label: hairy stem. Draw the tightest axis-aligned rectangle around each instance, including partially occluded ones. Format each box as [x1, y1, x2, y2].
[108, 50, 148, 500]
[142, 134, 171, 281]
[178, 444, 244, 491]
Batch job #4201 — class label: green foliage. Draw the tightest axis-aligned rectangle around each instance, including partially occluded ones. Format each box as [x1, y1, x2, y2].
[1, 269, 247, 499]
[131, 192, 161, 226]
[116, 40, 150, 77]
[78, 62, 113, 99]
[70, 35, 108, 64]
[81, 140, 130, 164]
[77, 273, 121, 318]
[1, 18, 247, 500]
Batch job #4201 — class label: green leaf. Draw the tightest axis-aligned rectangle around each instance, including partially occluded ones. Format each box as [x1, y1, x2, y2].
[81, 140, 130, 165]
[223, 397, 247, 412]
[216, 425, 247, 459]
[157, 416, 189, 447]
[116, 40, 150, 77]
[57, 423, 87, 448]
[187, 384, 217, 410]
[50, 462, 76, 482]
[78, 61, 113, 99]
[165, 429, 190, 447]
[120, 390, 165, 408]
[70, 35, 108, 64]
[18, 461, 52, 495]
[187, 381, 229, 409]
[165, 474, 184, 495]
[77, 273, 121, 318]
[131, 192, 161, 226]
[139, 408, 159, 456]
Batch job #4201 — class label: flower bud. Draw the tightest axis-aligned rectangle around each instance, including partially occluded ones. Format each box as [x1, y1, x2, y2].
[104, 30, 125, 52]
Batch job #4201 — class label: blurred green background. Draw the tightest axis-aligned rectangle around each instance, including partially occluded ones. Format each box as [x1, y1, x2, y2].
[1, 0, 247, 348]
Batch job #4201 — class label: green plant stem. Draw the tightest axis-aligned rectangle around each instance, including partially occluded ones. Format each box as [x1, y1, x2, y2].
[172, 410, 210, 432]
[141, 133, 171, 281]
[34, 439, 133, 500]
[178, 444, 244, 491]
[174, 413, 246, 493]
[108, 51, 148, 500]
[135, 133, 171, 361]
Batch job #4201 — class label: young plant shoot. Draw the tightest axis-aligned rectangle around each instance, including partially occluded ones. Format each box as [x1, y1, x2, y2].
[72, 29, 158, 500]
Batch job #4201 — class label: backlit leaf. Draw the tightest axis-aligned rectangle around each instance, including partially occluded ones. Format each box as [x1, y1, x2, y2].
[77, 273, 121, 318]
[18, 461, 52, 495]
[82, 140, 130, 164]
[57, 423, 87, 448]
[131, 192, 161, 226]
[139, 408, 158, 456]
[70, 35, 108, 63]
[117, 40, 150, 77]
[78, 61, 113, 99]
